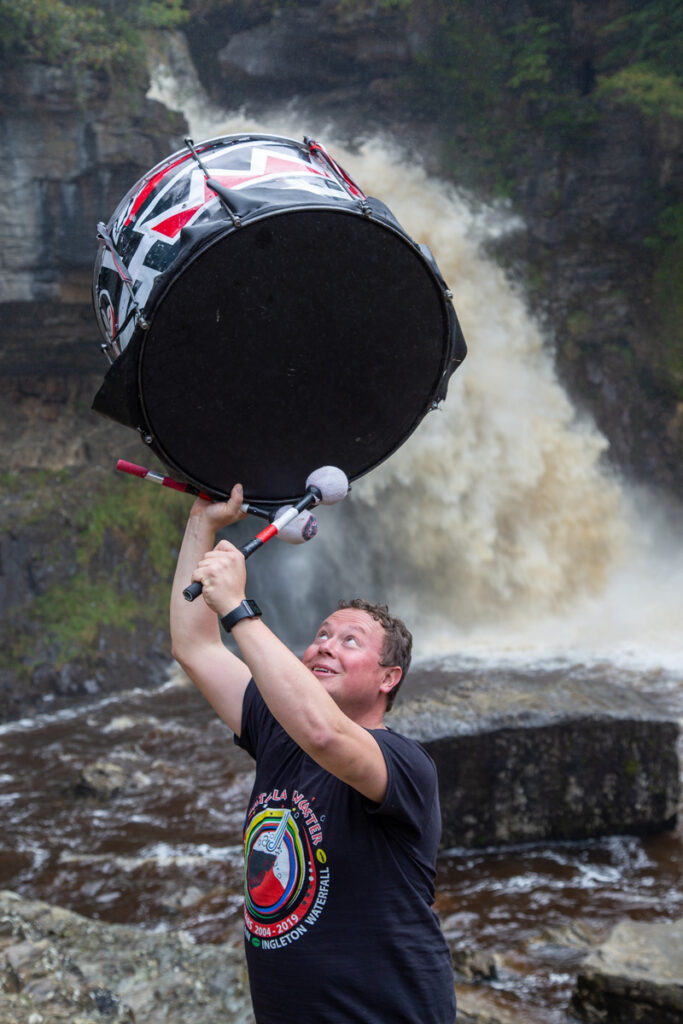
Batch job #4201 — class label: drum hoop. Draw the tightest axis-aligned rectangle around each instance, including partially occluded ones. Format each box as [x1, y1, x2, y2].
[134, 203, 453, 503]
[116, 133, 317, 210]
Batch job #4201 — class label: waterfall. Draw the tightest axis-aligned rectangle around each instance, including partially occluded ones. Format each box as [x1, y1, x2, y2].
[146, 36, 683, 668]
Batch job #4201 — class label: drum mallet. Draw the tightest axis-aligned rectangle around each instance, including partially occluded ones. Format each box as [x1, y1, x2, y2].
[182, 465, 349, 602]
[116, 460, 215, 501]
[116, 459, 318, 539]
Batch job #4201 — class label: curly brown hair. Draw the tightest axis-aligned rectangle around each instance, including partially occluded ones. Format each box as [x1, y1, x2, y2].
[336, 598, 412, 711]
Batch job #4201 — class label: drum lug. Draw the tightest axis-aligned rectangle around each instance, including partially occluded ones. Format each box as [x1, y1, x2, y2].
[100, 341, 120, 365]
[137, 317, 150, 331]
[184, 136, 243, 230]
[305, 136, 368, 206]
[445, 289, 453, 301]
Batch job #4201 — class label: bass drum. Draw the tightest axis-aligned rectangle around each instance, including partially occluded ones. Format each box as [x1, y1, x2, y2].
[92, 133, 466, 503]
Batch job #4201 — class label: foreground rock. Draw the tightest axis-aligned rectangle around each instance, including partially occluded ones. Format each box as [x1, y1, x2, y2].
[570, 917, 683, 1023]
[393, 669, 679, 848]
[73, 758, 153, 801]
[0, 890, 253, 1024]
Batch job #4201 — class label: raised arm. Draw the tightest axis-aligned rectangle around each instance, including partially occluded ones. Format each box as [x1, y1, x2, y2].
[170, 485, 251, 735]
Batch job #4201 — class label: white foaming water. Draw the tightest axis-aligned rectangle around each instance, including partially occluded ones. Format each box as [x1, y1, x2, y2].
[147, 44, 683, 675]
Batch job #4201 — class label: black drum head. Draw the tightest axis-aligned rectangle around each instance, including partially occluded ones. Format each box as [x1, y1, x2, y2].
[134, 208, 452, 502]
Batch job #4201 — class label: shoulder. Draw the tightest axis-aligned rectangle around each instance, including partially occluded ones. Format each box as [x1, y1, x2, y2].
[371, 728, 439, 803]
[365, 728, 440, 838]
[373, 727, 437, 775]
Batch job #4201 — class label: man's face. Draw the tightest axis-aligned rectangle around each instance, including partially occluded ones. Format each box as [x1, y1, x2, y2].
[301, 608, 394, 718]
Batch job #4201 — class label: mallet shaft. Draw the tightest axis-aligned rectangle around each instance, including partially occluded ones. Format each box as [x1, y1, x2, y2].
[182, 487, 321, 601]
[117, 460, 214, 502]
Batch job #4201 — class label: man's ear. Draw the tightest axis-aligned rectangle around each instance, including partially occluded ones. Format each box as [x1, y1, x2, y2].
[379, 666, 402, 695]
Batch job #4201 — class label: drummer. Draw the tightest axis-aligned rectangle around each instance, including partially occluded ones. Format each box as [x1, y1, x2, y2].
[170, 484, 456, 1024]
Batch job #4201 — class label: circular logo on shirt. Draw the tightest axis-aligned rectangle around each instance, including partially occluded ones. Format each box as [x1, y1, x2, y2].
[243, 799, 330, 946]
[245, 808, 306, 918]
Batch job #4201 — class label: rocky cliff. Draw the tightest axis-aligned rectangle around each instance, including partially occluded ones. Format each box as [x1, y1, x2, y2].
[0, 55, 188, 714]
[0, 0, 681, 717]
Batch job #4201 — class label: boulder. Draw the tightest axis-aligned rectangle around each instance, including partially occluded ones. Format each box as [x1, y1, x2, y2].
[73, 759, 152, 800]
[452, 986, 526, 1024]
[570, 917, 683, 1023]
[0, 890, 252, 1024]
[215, 0, 423, 99]
[392, 668, 679, 848]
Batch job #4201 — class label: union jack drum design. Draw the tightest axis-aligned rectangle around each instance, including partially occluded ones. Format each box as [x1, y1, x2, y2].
[92, 133, 466, 503]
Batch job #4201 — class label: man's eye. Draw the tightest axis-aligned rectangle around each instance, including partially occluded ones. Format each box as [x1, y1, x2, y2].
[344, 636, 358, 646]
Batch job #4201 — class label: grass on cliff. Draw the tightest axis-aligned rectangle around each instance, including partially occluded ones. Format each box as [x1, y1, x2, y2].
[1, 468, 189, 673]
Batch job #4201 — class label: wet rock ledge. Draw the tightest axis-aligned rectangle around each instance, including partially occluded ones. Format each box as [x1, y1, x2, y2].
[570, 917, 683, 1024]
[0, 890, 252, 1024]
[393, 669, 680, 848]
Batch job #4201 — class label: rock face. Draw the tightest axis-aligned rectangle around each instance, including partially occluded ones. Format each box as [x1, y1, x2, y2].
[393, 669, 680, 847]
[0, 462, 188, 723]
[0, 59, 185, 360]
[189, 0, 426, 115]
[0, 889, 253, 1024]
[570, 917, 683, 1023]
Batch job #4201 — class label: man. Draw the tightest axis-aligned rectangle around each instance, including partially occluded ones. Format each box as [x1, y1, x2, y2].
[170, 484, 456, 1023]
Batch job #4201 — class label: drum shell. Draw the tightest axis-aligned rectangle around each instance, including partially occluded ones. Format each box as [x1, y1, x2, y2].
[92, 134, 361, 354]
[92, 135, 466, 503]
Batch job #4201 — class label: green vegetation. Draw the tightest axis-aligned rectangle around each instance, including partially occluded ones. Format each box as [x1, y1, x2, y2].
[505, 17, 560, 99]
[373, 0, 681, 191]
[0, 0, 187, 83]
[643, 202, 683, 394]
[597, 0, 681, 77]
[1, 469, 188, 674]
[598, 65, 683, 120]
[4, 0, 679, 140]
[32, 577, 142, 666]
[565, 311, 593, 340]
[594, 1, 683, 119]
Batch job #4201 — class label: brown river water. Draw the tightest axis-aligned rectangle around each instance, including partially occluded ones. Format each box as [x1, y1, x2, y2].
[1, 661, 681, 1023]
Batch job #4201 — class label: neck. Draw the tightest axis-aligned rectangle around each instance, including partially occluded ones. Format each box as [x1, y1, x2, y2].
[338, 699, 387, 731]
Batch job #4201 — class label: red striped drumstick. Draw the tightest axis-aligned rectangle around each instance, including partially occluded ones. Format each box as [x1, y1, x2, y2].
[116, 460, 281, 525]
[116, 460, 214, 502]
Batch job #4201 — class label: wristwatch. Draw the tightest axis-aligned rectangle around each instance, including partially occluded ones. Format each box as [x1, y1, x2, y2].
[220, 599, 263, 633]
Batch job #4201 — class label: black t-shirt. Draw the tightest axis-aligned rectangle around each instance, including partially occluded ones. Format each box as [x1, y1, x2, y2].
[235, 680, 456, 1023]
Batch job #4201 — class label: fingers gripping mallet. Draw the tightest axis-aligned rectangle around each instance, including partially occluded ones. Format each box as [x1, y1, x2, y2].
[182, 466, 349, 602]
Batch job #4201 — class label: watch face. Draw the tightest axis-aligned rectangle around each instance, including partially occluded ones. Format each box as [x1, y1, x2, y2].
[221, 599, 262, 632]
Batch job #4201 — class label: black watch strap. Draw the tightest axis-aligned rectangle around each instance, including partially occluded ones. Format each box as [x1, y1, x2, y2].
[220, 599, 262, 632]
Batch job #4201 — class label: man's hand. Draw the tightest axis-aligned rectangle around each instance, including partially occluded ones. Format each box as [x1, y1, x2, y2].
[192, 540, 247, 617]
[189, 482, 246, 531]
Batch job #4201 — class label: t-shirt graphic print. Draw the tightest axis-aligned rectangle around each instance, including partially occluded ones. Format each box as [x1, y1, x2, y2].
[244, 793, 330, 948]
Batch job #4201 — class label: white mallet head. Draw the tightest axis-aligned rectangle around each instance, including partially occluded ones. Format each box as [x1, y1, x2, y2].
[275, 506, 318, 545]
[305, 466, 349, 505]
